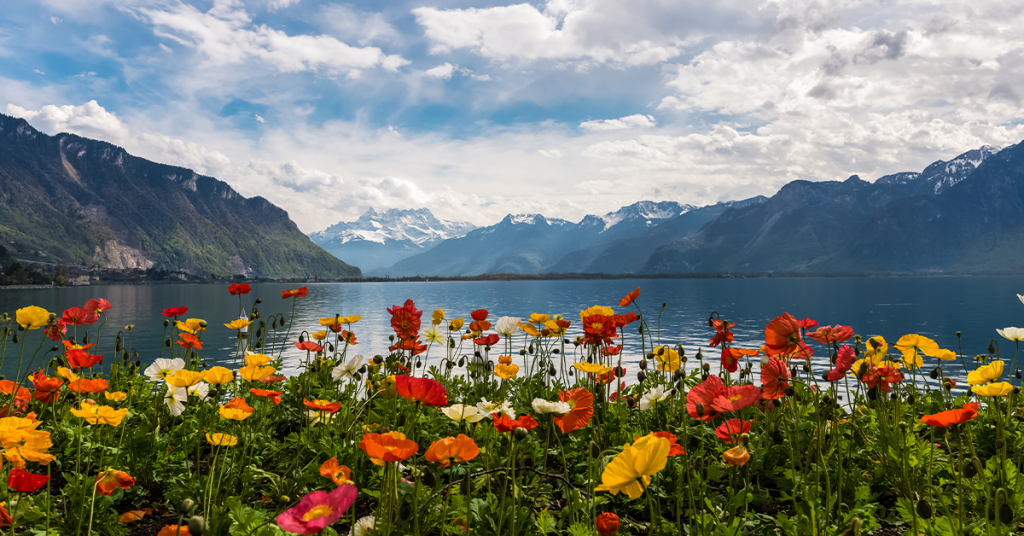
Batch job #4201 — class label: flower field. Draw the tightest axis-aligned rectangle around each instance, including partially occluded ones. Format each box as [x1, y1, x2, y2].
[1, 284, 1023, 535]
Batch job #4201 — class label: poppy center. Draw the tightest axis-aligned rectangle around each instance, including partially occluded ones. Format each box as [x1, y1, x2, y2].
[726, 394, 743, 403]
[302, 504, 333, 521]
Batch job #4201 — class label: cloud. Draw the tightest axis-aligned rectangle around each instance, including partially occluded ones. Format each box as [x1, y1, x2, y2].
[6, 100, 131, 143]
[267, 0, 301, 12]
[538, 148, 562, 158]
[580, 114, 656, 131]
[320, 3, 400, 45]
[50, 16, 62, 25]
[423, 63, 455, 80]
[255, 114, 265, 123]
[136, 0, 410, 74]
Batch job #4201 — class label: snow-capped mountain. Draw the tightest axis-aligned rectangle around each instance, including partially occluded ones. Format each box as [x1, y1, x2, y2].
[309, 208, 476, 273]
[875, 145, 1002, 195]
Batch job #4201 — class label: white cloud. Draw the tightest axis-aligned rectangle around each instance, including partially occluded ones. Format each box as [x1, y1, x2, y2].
[50, 16, 62, 25]
[267, 0, 301, 12]
[33, 69, 44, 75]
[538, 148, 562, 158]
[320, 4, 399, 45]
[255, 114, 265, 123]
[6, 101, 131, 143]
[137, 0, 410, 74]
[580, 114, 656, 131]
[423, 63, 455, 80]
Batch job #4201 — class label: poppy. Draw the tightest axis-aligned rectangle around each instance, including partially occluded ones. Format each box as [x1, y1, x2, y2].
[240, 364, 276, 381]
[395, 375, 448, 406]
[519, 322, 540, 337]
[389, 338, 428, 355]
[0, 381, 31, 403]
[973, 382, 1013, 397]
[156, 526, 189, 536]
[723, 445, 750, 466]
[764, 313, 809, 356]
[31, 371, 62, 404]
[162, 307, 188, 318]
[294, 341, 325, 352]
[277, 485, 357, 535]
[303, 399, 342, 413]
[639, 385, 673, 410]
[70, 402, 128, 426]
[62, 307, 99, 327]
[709, 319, 736, 348]
[573, 362, 613, 375]
[895, 334, 955, 361]
[442, 404, 486, 423]
[553, 389, 594, 433]
[118, 509, 154, 524]
[204, 366, 234, 385]
[425, 434, 480, 466]
[177, 333, 203, 351]
[967, 361, 1004, 385]
[653, 345, 681, 371]
[225, 319, 253, 330]
[83, 298, 112, 316]
[219, 405, 251, 421]
[612, 312, 639, 328]
[594, 434, 670, 499]
[807, 325, 854, 345]
[228, 283, 251, 295]
[281, 287, 308, 299]
[167, 369, 205, 388]
[250, 388, 282, 405]
[493, 413, 539, 433]
[715, 419, 751, 444]
[15, 306, 51, 331]
[95, 468, 135, 495]
[0, 417, 56, 468]
[340, 330, 358, 345]
[796, 317, 818, 330]
[920, 403, 979, 427]
[493, 363, 519, 379]
[710, 384, 761, 413]
[861, 364, 903, 393]
[104, 391, 127, 402]
[760, 357, 792, 399]
[67, 349, 103, 369]
[473, 334, 500, 347]
[686, 375, 727, 421]
[633, 431, 685, 456]
[245, 353, 272, 366]
[601, 345, 623, 357]
[590, 367, 617, 385]
[618, 287, 640, 307]
[205, 433, 238, 446]
[596, 512, 620, 535]
[826, 345, 856, 381]
[68, 378, 109, 394]
[359, 432, 418, 465]
[320, 457, 353, 485]
[470, 309, 489, 321]
[44, 319, 67, 342]
[720, 347, 758, 373]
[582, 315, 617, 347]
[8, 467, 49, 492]
[469, 319, 492, 333]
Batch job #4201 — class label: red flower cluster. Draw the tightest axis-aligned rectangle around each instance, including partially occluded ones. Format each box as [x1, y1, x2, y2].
[162, 307, 188, 318]
[389, 299, 423, 340]
[281, 287, 308, 299]
[825, 345, 856, 381]
[493, 413, 539, 433]
[686, 375, 760, 421]
[228, 282, 251, 295]
[582, 315, 617, 347]
[709, 319, 736, 348]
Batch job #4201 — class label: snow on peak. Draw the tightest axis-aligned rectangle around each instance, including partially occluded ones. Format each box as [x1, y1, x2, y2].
[597, 201, 691, 230]
[310, 208, 476, 246]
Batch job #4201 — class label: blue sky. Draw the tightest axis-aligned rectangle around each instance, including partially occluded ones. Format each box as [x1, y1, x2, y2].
[3, 0, 1024, 232]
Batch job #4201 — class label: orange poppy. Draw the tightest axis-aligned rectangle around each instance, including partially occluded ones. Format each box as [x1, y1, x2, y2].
[723, 445, 750, 466]
[807, 325, 854, 345]
[320, 457, 353, 485]
[760, 357, 792, 399]
[31, 371, 62, 403]
[920, 402, 979, 427]
[0, 380, 32, 402]
[177, 333, 203, 351]
[424, 434, 480, 467]
[281, 287, 308, 299]
[118, 508, 154, 523]
[294, 341, 325, 352]
[618, 287, 640, 307]
[633, 431, 685, 456]
[303, 399, 342, 413]
[764, 313, 809, 356]
[223, 397, 255, 413]
[709, 319, 736, 347]
[358, 432, 418, 465]
[156, 525, 190, 536]
[68, 378, 109, 394]
[721, 347, 758, 373]
[250, 388, 282, 405]
[553, 389, 594, 433]
[95, 468, 135, 495]
[493, 413, 539, 433]
[714, 419, 751, 444]
[67, 349, 103, 369]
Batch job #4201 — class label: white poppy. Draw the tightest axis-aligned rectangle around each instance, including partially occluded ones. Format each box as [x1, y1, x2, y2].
[186, 381, 209, 401]
[145, 358, 185, 383]
[477, 398, 514, 419]
[164, 386, 187, 416]
[332, 354, 366, 381]
[351, 516, 376, 536]
[639, 385, 674, 411]
[441, 404, 485, 423]
[308, 409, 335, 427]
[421, 325, 445, 344]
[495, 316, 521, 337]
[998, 327, 1024, 341]
[532, 398, 571, 415]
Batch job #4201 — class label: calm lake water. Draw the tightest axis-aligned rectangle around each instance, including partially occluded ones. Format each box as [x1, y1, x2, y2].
[2, 277, 1023, 387]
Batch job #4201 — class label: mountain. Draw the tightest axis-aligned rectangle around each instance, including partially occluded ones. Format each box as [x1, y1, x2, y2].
[643, 144, 1007, 274]
[309, 208, 475, 273]
[0, 113, 359, 278]
[381, 200, 749, 276]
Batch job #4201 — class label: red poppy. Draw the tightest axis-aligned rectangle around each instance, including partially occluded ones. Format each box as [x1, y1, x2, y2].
[493, 413, 539, 433]
[389, 338, 427, 355]
[470, 309, 489, 321]
[720, 348, 758, 373]
[861, 364, 903, 393]
[618, 287, 640, 307]
[294, 341, 325, 352]
[921, 403, 979, 427]
[0, 504, 10, 526]
[473, 334, 500, 347]
[553, 389, 594, 433]
[83, 298, 112, 315]
[590, 368, 618, 385]
[177, 333, 203, 350]
[67, 349, 103, 369]
[224, 397, 255, 413]
[68, 378, 109, 394]
[45, 319, 67, 342]
[807, 325, 854, 345]
[250, 388, 282, 405]
[711, 384, 762, 413]
[281, 287, 308, 299]
[469, 320, 491, 333]
[259, 375, 287, 383]
[389, 299, 423, 339]
[715, 419, 751, 444]
[8, 468, 49, 492]
[760, 356, 792, 399]
[596, 512, 620, 535]
[632, 431, 686, 456]
[825, 345, 856, 381]
[228, 283, 251, 295]
[340, 330, 358, 345]
[686, 374, 727, 421]
[709, 319, 736, 347]
[162, 307, 188, 318]
[601, 345, 623, 357]
[582, 315, 617, 347]
[612, 312, 639, 328]
[395, 375, 448, 406]
[796, 317, 818, 330]
[303, 399, 342, 413]
[764, 313, 809, 356]
[62, 307, 99, 326]
[31, 371, 62, 403]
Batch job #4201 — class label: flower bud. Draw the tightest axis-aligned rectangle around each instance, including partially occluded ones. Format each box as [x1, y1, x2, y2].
[929, 367, 939, 379]
[695, 402, 705, 417]
[701, 363, 710, 372]
[11, 334, 18, 344]
[513, 427, 529, 440]
[636, 371, 646, 383]
[772, 399, 782, 408]
[255, 298, 262, 304]
[179, 499, 196, 515]
[915, 499, 932, 519]
[784, 386, 795, 397]
[188, 515, 206, 536]
[379, 426, 391, 434]
[50, 346, 59, 353]
[638, 359, 647, 370]
[907, 395, 915, 405]
[989, 341, 996, 355]
[198, 320, 207, 328]
[771, 430, 784, 444]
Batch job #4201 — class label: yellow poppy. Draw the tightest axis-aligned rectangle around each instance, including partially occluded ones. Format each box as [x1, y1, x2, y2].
[57, 367, 79, 383]
[653, 345, 681, 371]
[894, 334, 954, 363]
[543, 320, 568, 336]
[967, 361, 1004, 385]
[432, 308, 445, 326]
[167, 369, 206, 388]
[0, 417, 56, 467]
[245, 353, 272, 366]
[16, 306, 51, 330]
[175, 318, 206, 334]
[124, 324, 135, 331]
[379, 375, 398, 398]
[449, 318, 465, 331]
[206, 433, 238, 446]
[529, 313, 550, 324]
[218, 406, 251, 421]
[972, 381, 1013, 397]
[104, 391, 128, 402]
[862, 336, 888, 364]
[493, 363, 519, 379]
[580, 305, 614, 320]
[204, 366, 234, 385]
[70, 402, 129, 426]
[572, 362, 613, 375]
[239, 364, 276, 381]
[224, 319, 252, 330]
[311, 331, 328, 341]
[340, 315, 362, 324]
[519, 322, 540, 337]
[594, 434, 670, 499]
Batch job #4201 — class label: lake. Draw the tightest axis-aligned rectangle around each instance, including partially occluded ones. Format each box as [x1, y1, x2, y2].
[2, 276, 1023, 389]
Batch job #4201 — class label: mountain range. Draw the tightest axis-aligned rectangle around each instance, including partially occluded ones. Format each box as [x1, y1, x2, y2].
[308, 208, 476, 274]
[0, 113, 359, 278]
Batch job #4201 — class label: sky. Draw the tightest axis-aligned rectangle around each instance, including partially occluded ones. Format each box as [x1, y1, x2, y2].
[2, 0, 1023, 233]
